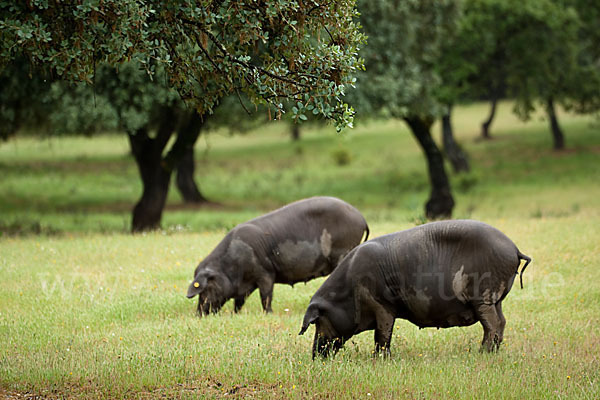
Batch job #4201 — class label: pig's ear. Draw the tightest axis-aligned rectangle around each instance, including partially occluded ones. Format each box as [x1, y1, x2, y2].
[187, 276, 207, 298]
[299, 306, 320, 335]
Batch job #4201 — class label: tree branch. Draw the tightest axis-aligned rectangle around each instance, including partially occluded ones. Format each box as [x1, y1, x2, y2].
[179, 18, 313, 88]
[235, 89, 252, 115]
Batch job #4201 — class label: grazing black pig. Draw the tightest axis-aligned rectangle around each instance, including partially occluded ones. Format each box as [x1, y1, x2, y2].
[299, 220, 531, 358]
[187, 196, 369, 315]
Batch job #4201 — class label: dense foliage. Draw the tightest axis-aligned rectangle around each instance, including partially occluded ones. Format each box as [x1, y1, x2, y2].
[0, 0, 365, 129]
[0, 58, 50, 140]
[439, 0, 600, 145]
[350, 0, 458, 119]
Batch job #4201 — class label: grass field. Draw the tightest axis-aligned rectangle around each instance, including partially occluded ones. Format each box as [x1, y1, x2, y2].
[1, 101, 599, 398]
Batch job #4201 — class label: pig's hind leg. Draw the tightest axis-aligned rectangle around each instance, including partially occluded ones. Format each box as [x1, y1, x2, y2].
[473, 302, 502, 352]
[494, 301, 507, 346]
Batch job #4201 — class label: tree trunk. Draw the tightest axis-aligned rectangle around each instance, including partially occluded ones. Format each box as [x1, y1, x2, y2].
[129, 107, 177, 233]
[175, 113, 208, 203]
[481, 96, 498, 140]
[442, 106, 470, 173]
[291, 124, 300, 141]
[404, 115, 455, 219]
[546, 97, 565, 150]
[176, 147, 207, 203]
[129, 129, 173, 232]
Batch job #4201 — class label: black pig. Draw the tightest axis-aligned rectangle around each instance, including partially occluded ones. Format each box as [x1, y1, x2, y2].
[187, 197, 369, 315]
[300, 220, 531, 358]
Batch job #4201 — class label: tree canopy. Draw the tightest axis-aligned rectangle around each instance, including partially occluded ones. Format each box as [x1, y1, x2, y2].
[350, 0, 459, 120]
[438, 0, 600, 146]
[0, 0, 365, 130]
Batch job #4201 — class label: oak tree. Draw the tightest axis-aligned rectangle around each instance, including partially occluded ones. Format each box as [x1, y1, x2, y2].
[1, 0, 365, 231]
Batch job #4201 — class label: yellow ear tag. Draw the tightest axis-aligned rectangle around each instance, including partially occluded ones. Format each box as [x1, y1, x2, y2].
[194, 282, 200, 288]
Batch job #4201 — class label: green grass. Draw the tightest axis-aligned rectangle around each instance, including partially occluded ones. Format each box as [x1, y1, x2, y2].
[1, 101, 599, 398]
[1, 101, 599, 235]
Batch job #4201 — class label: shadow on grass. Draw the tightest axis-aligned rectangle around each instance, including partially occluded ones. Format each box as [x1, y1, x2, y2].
[0, 201, 241, 237]
[0, 220, 61, 237]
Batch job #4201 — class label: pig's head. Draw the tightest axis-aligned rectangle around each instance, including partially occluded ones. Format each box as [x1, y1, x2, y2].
[187, 265, 232, 316]
[299, 298, 356, 359]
